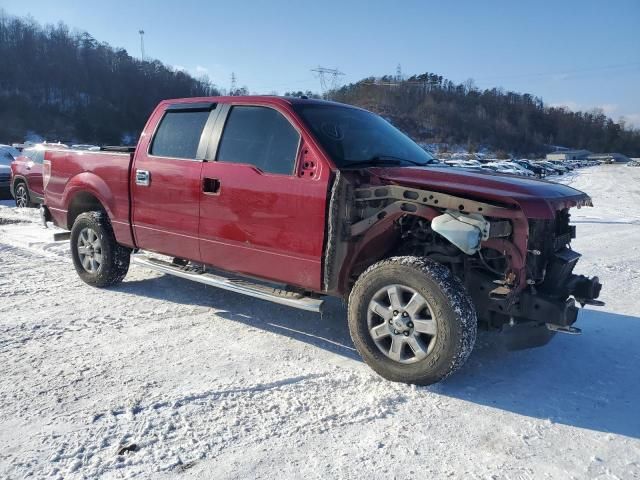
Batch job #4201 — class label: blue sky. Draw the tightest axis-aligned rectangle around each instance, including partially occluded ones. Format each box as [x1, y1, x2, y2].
[4, 0, 640, 126]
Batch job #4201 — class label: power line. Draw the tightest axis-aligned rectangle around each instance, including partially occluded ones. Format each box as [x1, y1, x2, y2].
[475, 61, 640, 82]
[311, 66, 345, 99]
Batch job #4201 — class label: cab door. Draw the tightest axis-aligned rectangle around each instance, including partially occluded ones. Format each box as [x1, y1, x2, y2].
[131, 102, 218, 261]
[199, 103, 330, 291]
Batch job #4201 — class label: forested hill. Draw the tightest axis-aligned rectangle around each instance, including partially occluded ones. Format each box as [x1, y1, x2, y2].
[332, 75, 640, 156]
[0, 12, 218, 144]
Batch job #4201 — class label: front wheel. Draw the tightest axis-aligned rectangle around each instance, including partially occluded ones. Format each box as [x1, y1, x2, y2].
[70, 211, 131, 287]
[348, 256, 477, 385]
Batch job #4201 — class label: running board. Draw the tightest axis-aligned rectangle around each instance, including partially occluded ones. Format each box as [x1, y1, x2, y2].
[131, 255, 324, 313]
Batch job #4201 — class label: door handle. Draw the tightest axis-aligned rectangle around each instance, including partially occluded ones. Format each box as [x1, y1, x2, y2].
[202, 177, 221, 195]
[136, 169, 150, 186]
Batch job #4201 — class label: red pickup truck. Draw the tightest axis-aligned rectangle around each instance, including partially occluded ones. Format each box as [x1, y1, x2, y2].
[43, 96, 603, 385]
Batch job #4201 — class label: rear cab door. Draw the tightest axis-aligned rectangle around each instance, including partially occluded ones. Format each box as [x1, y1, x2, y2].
[131, 101, 218, 261]
[198, 100, 331, 291]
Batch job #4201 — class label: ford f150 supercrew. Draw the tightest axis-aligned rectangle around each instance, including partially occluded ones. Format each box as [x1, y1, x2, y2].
[42, 96, 603, 385]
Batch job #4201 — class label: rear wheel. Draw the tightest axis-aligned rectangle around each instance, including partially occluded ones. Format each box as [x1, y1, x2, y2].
[348, 256, 477, 385]
[14, 182, 34, 208]
[70, 211, 131, 287]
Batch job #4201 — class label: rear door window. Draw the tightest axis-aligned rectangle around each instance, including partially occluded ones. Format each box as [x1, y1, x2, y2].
[216, 106, 300, 175]
[150, 110, 210, 159]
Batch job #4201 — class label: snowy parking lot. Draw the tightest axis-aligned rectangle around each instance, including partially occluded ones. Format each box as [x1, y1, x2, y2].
[1, 166, 639, 479]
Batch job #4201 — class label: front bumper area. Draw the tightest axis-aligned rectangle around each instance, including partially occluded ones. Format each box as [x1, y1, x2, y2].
[468, 270, 582, 326]
[466, 269, 603, 348]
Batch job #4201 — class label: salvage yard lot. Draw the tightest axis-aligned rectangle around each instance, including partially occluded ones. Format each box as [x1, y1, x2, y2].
[1, 166, 639, 479]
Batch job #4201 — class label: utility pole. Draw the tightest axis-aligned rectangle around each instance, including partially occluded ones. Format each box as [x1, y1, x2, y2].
[311, 66, 345, 99]
[230, 72, 237, 95]
[138, 29, 145, 61]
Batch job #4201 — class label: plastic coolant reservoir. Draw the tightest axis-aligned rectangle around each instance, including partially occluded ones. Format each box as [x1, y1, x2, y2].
[430, 211, 490, 255]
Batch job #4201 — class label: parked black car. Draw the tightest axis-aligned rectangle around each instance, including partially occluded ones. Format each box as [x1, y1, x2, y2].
[514, 159, 545, 177]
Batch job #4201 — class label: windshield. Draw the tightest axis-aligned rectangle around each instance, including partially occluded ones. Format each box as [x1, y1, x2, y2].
[293, 104, 436, 168]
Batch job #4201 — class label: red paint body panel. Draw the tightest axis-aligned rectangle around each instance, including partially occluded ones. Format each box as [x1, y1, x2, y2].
[25, 159, 44, 196]
[131, 156, 203, 260]
[370, 166, 591, 219]
[199, 161, 328, 290]
[11, 153, 44, 197]
[44, 149, 135, 247]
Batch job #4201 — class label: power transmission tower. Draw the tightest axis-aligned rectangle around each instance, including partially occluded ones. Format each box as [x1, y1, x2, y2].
[230, 72, 237, 95]
[396, 63, 402, 82]
[311, 66, 345, 99]
[138, 29, 145, 61]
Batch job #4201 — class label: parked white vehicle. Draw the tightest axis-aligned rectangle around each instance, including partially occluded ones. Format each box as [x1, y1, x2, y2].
[484, 162, 522, 175]
[501, 161, 536, 176]
[445, 160, 483, 171]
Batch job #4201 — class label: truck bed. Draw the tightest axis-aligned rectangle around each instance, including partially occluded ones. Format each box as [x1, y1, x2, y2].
[45, 149, 135, 247]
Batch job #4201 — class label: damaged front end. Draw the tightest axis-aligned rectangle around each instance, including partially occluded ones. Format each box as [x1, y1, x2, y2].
[467, 207, 604, 348]
[328, 170, 603, 349]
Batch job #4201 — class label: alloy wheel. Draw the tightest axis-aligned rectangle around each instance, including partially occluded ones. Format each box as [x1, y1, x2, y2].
[15, 185, 28, 208]
[77, 227, 103, 273]
[367, 284, 438, 364]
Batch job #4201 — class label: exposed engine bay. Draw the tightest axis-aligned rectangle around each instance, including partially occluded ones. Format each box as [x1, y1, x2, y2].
[323, 171, 603, 347]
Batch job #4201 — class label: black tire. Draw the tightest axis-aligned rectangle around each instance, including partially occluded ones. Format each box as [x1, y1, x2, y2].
[14, 181, 35, 208]
[70, 211, 131, 287]
[348, 256, 477, 385]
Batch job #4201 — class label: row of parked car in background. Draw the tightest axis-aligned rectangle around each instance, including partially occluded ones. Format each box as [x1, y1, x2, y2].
[438, 157, 601, 177]
[0, 140, 609, 209]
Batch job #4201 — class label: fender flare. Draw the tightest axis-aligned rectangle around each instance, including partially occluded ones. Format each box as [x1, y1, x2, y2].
[62, 172, 116, 227]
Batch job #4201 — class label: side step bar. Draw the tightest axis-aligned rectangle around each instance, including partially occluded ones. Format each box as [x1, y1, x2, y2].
[131, 255, 325, 313]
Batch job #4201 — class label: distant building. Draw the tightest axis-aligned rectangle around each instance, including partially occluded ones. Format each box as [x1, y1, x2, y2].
[587, 153, 630, 163]
[546, 149, 592, 161]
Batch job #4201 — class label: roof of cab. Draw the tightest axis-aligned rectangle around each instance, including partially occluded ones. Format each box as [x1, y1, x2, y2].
[159, 95, 354, 109]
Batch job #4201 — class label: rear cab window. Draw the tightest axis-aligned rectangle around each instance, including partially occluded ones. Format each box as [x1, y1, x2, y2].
[216, 106, 300, 175]
[150, 109, 211, 160]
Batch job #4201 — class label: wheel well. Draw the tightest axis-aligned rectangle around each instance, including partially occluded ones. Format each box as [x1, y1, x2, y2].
[344, 214, 466, 293]
[13, 177, 26, 189]
[67, 192, 105, 229]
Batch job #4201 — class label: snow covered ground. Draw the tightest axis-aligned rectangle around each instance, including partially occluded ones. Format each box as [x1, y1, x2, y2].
[0, 166, 639, 479]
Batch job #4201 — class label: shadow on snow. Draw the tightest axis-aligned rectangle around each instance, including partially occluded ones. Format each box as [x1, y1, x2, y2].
[114, 273, 640, 440]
